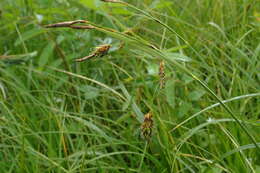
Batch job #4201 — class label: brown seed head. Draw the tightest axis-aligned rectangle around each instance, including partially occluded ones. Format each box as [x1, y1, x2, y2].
[100, 0, 121, 3]
[75, 44, 112, 62]
[141, 112, 153, 141]
[45, 20, 88, 28]
[159, 60, 165, 89]
[95, 44, 111, 56]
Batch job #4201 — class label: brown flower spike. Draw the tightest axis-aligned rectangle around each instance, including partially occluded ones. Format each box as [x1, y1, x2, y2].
[44, 20, 95, 30]
[45, 20, 88, 28]
[159, 60, 165, 89]
[141, 112, 153, 141]
[100, 0, 121, 3]
[75, 44, 111, 62]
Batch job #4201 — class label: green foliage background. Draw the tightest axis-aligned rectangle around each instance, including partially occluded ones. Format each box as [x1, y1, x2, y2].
[0, 0, 259, 172]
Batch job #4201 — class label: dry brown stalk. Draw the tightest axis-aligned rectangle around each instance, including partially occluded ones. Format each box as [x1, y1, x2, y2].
[100, 0, 122, 3]
[45, 20, 88, 28]
[69, 25, 95, 29]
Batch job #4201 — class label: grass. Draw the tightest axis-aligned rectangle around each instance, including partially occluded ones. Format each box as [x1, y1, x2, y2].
[0, 0, 260, 172]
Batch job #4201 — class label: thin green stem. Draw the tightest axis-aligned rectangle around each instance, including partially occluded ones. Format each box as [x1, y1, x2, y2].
[138, 142, 148, 173]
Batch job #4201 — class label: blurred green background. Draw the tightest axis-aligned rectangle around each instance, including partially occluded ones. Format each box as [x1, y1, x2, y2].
[0, 0, 259, 172]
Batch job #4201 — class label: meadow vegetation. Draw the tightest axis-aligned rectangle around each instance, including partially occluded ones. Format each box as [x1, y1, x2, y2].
[0, 0, 260, 172]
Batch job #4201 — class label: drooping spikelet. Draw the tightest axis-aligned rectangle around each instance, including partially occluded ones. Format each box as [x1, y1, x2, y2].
[75, 44, 111, 62]
[159, 60, 165, 89]
[44, 20, 95, 30]
[45, 20, 88, 28]
[100, 0, 123, 3]
[141, 112, 153, 141]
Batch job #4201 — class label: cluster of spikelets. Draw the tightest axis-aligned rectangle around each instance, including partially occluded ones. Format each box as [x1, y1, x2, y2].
[45, 0, 168, 142]
[45, 20, 111, 62]
[141, 60, 165, 141]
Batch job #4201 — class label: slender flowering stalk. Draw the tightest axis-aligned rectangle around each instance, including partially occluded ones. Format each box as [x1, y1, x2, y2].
[75, 44, 111, 62]
[123, 28, 136, 36]
[117, 29, 135, 49]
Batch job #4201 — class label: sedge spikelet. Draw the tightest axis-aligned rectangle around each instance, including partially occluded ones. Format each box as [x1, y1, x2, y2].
[141, 112, 153, 141]
[159, 60, 165, 89]
[75, 44, 111, 62]
[45, 20, 88, 28]
[100, 0, 123, 3]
